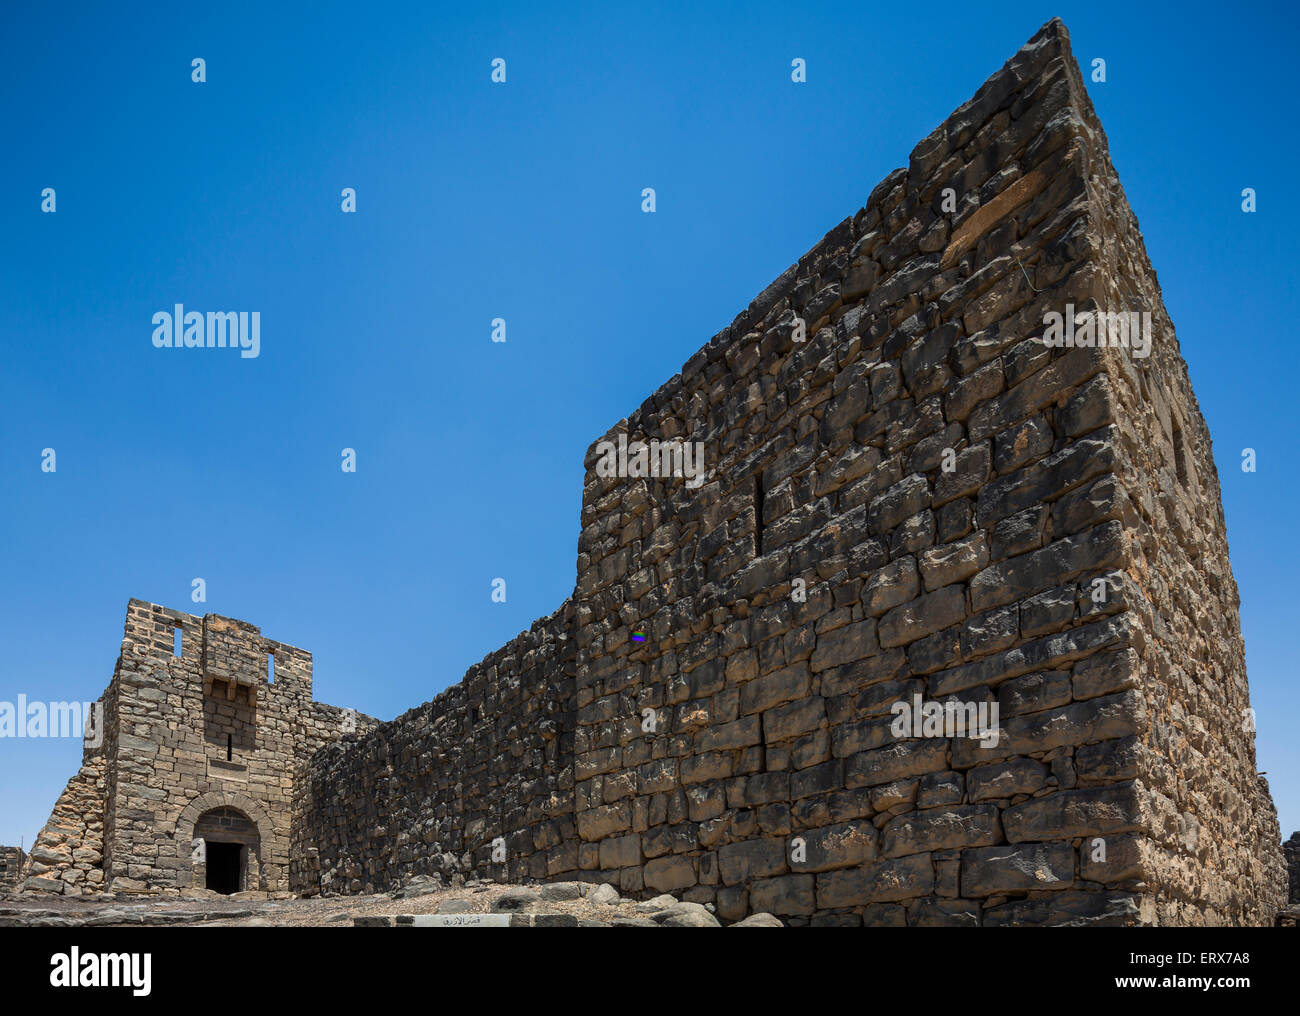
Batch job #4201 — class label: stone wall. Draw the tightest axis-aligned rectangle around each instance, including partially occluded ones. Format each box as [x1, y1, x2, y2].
[0, 846, 27, 893]
[293, 19, 1286, 924]
[1284, 831, 1299, 905]
[293, 604, 577, 894]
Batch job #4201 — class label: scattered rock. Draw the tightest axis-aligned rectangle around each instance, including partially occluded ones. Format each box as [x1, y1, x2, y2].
[395, 875, 444, 899]
[530, 913, 581, 928]
[633, 893, 678, 914]
[650, 902, 722, 928]
[490, 889, 541, 913]
[732, 913, 784, 927]
[588, 883, 620, 906]
[538, 882, 585, 902]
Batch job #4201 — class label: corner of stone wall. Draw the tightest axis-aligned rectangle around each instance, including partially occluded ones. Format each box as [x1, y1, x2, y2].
[1022, 21, 1288, 926]
[19, 749, 108, 896]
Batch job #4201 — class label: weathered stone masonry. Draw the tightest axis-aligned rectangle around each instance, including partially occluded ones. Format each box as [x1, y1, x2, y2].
[21, 600, 376, 896]
[296, 20, 1287, 925]
[26, 19, 1288, 925]
[0, 846, 25, 892]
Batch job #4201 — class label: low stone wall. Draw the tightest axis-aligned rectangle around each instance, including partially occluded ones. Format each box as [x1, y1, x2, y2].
[293, 604, 578, 894]
[0, 846, 27, 893]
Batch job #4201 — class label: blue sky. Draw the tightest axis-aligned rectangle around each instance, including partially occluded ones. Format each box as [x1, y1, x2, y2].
[2, 0, 1297, 849]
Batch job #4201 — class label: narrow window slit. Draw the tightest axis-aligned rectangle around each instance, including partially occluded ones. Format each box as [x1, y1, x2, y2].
[1172, 421, 1188, 487]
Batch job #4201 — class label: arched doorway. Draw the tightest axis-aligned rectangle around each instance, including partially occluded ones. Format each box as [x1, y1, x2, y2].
[192, 806, 259, 894]
[175, 790, 277, 893]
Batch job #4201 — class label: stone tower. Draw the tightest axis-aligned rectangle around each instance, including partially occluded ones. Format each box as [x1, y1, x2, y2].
[20, 600, 374, 896]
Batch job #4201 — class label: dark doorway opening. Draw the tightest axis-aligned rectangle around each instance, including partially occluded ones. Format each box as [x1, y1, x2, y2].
[205, 841, 242, 895]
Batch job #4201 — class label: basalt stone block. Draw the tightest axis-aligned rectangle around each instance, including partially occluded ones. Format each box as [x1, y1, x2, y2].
[996, 669, 1072, 717]
[598, 833, 641, 870]
[1072, 648, 1139, 701]
[809, 621, 879, 673]
[764, 697, 827, 743]
[698, 716, 761, 753]
[821, 381, 870, 442]
[716, 885, 749, 922]
[917, 771, 965, 809]
[881, 805, 1001, 857]
[1078, 831, 1145, 883]
[791, 759, 845, 800]
[1019, 585, 1077, 638]
[983, 890, 1143, 927]
[818, 444, 884, 498]
[969, 521, 1126, 612]
[1002, 784, 1143, 843]
[1075, 735, 1142, 784]
[967, 757, 1050, 802]
[967, 346, 1106, 445]
[749, 874, 816, 916]
[868, 778, 917, 812]
[818, 648, 906, 697]
[960, 842, 1075, 895]
[919, 533, 989, 592]
[862, 557, 920, 617]
[794, 821, 878, 872]
[993, 415, 1054, 473]
[644, 855, 698, 893]
[1060, 374, 1114, 437]
[960, 603, 1019, 658]
[991, 504, 1049, 559]
[908, 897, 981, 927]
[868, 475, 932, 534]
[816, 854, 934, 907]
[931, 612, 1135, 700]
[578, 803, 632, 842]
[1003, 689, 1145, 755]
[846, 739, 949, 789]
[879, 586, 967, 648]
[718, 838, 787, 884]
[934, 442, 991, 506]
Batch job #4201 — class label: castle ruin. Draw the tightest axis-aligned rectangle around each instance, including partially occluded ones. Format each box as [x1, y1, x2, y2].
[15, 19, 1289, 925]
[17, 601, 375, 896]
